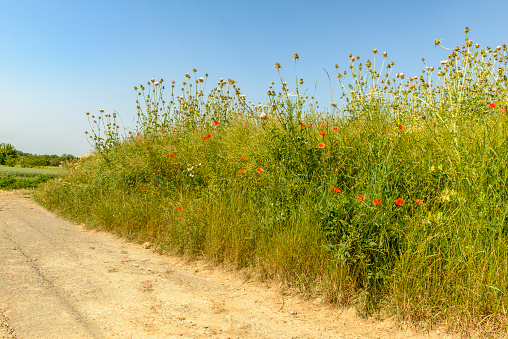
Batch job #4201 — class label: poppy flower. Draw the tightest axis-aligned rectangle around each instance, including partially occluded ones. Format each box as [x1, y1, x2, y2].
[320, 132, 325, 136]
[415, 199, 424, 205]
[395, 198, 405, 206]
[142, 189, 145, 192]
[241, 157, 246, 161]
[238, 170, 243, 174]
[489, 103, 496, 109]
[333, 127, 338, 131]
[373, 199, 382, 205]
[132, 222, 136, 226]
[207, 134, 211, 138]
[399, 125, 404, 129]
[170, 154, 175, 158]
[177, 206, 182, 210]
[301, 124, 305, 128]
[318, 143, 325, 148]
[329, 186, 333, 190]
[356, 195, 365, 201]
[214, 121, 219, 125]
[256, 168, 263, 173]
[334, 187, 341, 193]
[320, 124, 325, 128]
[203, 136, 207, 140]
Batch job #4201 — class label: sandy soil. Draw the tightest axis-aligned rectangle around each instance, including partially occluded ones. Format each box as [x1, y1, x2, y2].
[0, 190, 457, 339]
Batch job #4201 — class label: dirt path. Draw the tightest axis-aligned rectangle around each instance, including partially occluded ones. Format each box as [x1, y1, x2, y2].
[0, 190, 456, 339]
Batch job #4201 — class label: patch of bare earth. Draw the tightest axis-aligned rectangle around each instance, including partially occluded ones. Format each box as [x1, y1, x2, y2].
[0, 190, 457, 338]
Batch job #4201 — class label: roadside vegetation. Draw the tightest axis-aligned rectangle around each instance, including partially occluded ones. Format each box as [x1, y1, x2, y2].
[34, 30, 508, 336]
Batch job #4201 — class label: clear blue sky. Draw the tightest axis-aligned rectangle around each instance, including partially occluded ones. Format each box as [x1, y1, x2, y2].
[1, 0, 507, 156]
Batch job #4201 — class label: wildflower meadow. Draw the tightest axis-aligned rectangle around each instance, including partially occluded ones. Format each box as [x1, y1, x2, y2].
[35, 30, 508, 335]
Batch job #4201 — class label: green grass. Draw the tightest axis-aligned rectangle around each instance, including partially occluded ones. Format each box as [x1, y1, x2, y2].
[0, 165, 64, 178]
[0, 165, 64, 189]
[34, 33, 508, 336]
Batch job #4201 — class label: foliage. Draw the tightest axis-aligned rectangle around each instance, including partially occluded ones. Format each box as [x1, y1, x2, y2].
[35, 31, 508, 335]
[0, 143, 17, 165]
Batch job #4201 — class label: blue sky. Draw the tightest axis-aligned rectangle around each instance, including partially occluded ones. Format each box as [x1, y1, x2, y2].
[1, 0, 508, 156]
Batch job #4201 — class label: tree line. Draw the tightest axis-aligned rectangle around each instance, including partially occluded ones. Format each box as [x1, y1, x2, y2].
[0, 143, 76, 167]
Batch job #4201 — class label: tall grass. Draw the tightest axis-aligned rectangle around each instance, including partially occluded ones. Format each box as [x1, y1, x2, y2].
[35, 31, 508, 335]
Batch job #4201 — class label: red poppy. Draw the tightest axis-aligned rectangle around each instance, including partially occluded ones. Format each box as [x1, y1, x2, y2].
[320, 124, 325, 128]
[214, 121, 220, 125]
[177, 206, 182, 210]
[489, 103, 496, 109]
[334, 187, 341, 193]
[241, 157, 246, 161]
[238, 170, 243, 174]
[207, 134, 212, 138]
[356, 195, 365, 201]
[142, 189, 145, 192]
[318, 143, 325, 148]
[301, 124, 305, 128]
[320, 132, 325, 136]
[132, 222, 136, 226]
[333, 127, 338, 131]
[135, 205, 139, 208]
[329, 186, 333, 190]
[203, 137, 207, 140]
[170, 154, 175, 158]
[415, 199, 424, 205]
[256, 168, 263, 173]
[399, 125, 403, 129]
[383, 127, 387, 130]
[373, 199, 382, 205]
[395, 198, 405, 206]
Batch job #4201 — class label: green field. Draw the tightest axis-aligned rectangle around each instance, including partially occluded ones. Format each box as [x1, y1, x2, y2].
[0, 165, 64, 178]
[0, 165, 64, 189]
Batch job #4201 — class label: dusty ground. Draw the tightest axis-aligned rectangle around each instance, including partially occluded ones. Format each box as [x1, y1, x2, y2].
[0, 190, 458, 339]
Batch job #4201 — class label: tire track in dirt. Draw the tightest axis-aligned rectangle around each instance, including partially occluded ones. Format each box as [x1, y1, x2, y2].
[0, 190, 456, 338]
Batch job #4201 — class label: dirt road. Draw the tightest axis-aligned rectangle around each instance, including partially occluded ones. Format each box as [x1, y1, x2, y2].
[0, 190, 455, 338]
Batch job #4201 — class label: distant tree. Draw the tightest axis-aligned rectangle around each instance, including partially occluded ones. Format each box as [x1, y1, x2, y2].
[0, 143, 18, 165]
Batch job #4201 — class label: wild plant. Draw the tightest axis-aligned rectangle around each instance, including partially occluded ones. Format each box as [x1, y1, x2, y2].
[37, 29, 508, 334]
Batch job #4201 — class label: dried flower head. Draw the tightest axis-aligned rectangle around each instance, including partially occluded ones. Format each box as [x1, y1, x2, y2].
[274, 62, 282, 69]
